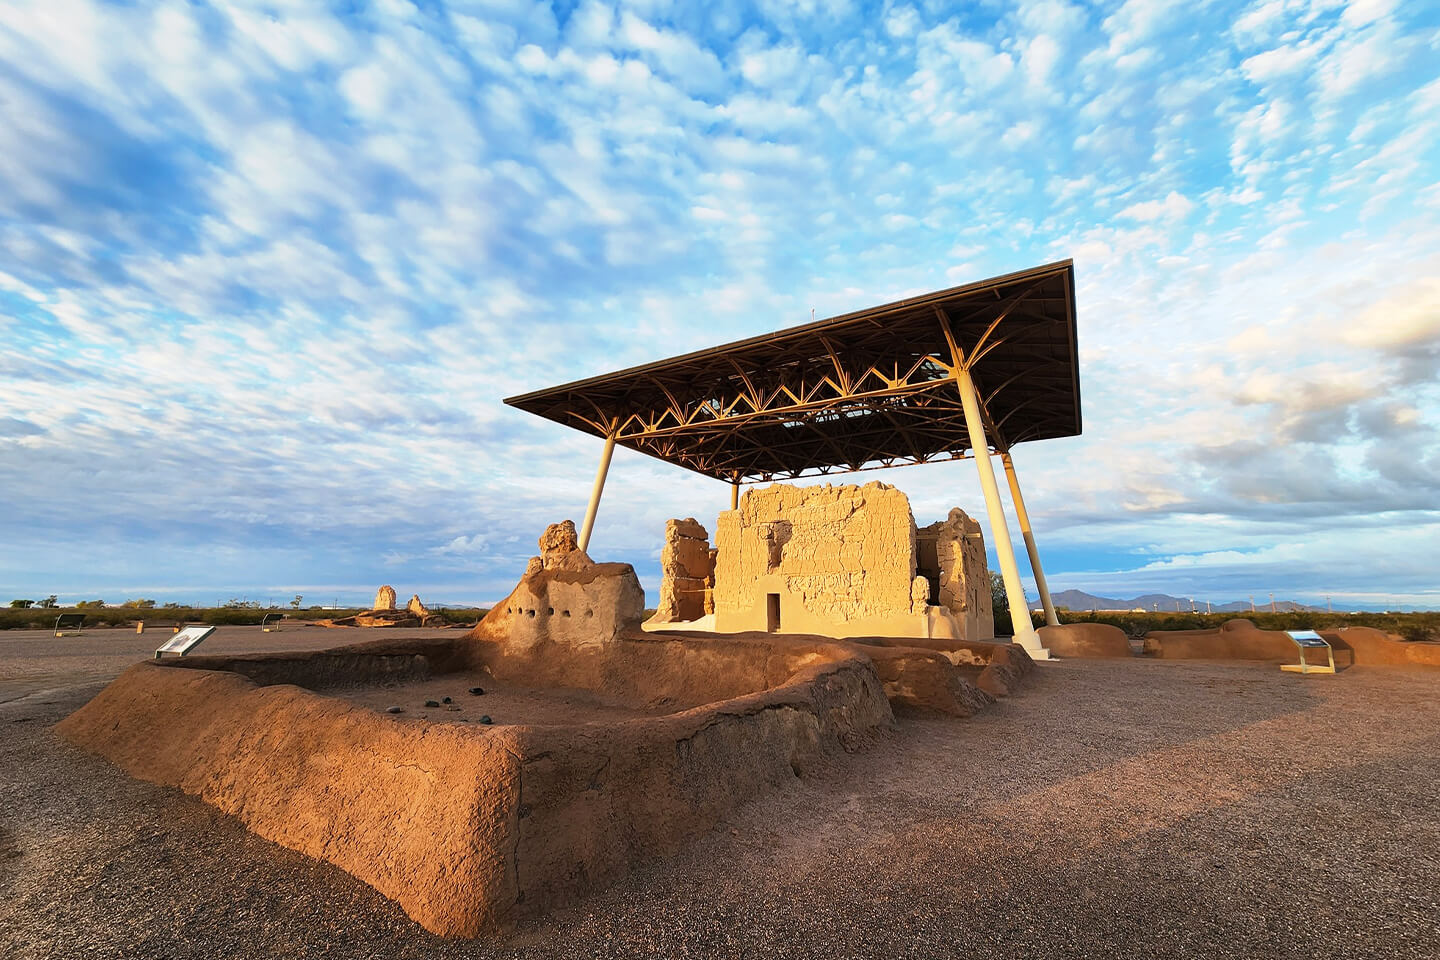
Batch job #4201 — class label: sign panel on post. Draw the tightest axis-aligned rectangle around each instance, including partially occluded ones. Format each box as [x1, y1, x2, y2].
[155, 626, 216, 659]
[1282, 630, 1335, 674]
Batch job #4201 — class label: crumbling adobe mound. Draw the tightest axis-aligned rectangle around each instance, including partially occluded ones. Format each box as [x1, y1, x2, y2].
[57, 655, 520, 935]
[319, 585, 437, 628]
[1320, 626, 1440, 667]
[1140, 619, 1440, 668]
[1142, 618, 1299, 662]
[836, 634, 1034, 703]
[1038, 622, 1133, 658]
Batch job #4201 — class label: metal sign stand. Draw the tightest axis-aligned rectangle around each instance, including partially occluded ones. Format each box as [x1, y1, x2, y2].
[54, 613, 85, 637]
[1281, 630, 1335, 675]
[260, 612, 285, 633]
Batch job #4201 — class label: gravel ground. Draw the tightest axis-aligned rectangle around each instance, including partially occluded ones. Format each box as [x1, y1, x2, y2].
[2, 635, 1438, 959]
[0, 624, 450, 704]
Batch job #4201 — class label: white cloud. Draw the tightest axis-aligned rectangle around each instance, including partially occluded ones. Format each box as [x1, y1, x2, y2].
[1117, 191, 1195, 221]
[1345, 277, 1440, 349]
[1240, 42, 1321, 84]
[1021, 33, 1061, 85]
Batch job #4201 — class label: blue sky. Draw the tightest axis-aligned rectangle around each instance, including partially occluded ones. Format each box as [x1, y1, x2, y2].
[1, 0, 1437, 610]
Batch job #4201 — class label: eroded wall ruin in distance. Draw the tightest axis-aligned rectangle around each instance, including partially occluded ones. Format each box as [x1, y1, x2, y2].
[373, 585, 397, 611]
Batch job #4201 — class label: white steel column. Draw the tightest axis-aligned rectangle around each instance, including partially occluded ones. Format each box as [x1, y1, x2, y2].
[954, 367, 1047, 657]
[1001, 451, 1060, 627]
[577, 434, 617, 553]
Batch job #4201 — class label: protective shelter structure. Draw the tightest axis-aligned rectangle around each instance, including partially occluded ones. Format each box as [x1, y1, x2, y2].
[505, 260, 1081, 656]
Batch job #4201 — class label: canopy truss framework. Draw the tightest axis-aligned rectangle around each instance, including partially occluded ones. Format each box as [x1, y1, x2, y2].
[505, 260, 1080, 483]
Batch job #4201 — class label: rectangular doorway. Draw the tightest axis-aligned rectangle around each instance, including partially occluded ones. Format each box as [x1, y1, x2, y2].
[766, 593, 781, 633]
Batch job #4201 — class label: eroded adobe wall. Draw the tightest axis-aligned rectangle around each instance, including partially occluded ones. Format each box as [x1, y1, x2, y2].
[1323, 627, 1440, 666]
[470, 520, 647, 655]
[57, 661, 524, 937]
[506, 651, 892, 920]
[917, 507, 994, 641]
[653, 518, 715, 622]
[1143, 619, 1305, 661]
[712, 482, 936, 637]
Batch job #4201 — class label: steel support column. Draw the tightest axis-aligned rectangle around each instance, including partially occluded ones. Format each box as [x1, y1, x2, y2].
[1001, 451, 1059, 627]
[731, 482, 739, 511]
[954, 367, 1048, 657]
[578, 433, 617, 553]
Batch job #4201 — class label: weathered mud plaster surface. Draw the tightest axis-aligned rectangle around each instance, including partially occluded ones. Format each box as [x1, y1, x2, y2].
[653, 518, 715, 623]
[917, 508, 994, 640]
[57, 522, 904, 938]
[712, 482, 991, 641]
[1323, 626, 1440, 667]
[846, 635, 1035, 702]
[1038, 622, 1134, 658]
[1143, 619, 1440, 667]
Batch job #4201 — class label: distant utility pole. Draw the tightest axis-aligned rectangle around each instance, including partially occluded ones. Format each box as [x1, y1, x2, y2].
[1269, 593, 1276, 613]
[1206, 600, 1212, 614]
[1326, 595, 1332, 613]
[1250, 596, 1255, 612]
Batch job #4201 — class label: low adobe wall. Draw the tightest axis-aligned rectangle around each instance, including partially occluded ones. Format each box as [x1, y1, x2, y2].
[1143, 620, 1311, 662]
[57, 633, 891, 937]
[1321, 626, 1440, 667]
[840, 635, 1034, 702]
[1037, 622, 1134, 659]
[57, 651, 519, 935]
[1143, 620, 1440, 668]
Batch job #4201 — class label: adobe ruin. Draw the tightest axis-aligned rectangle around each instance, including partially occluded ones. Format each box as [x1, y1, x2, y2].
[653, 518, 715, 622]
[373, 584, 397, 611]
[650, 481, 993, 642]
[319, 584, 436, 628]
[60, 518, 1032, 937]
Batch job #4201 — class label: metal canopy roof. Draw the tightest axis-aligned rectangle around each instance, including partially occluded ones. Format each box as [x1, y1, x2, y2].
[505, 259, 1081, 483]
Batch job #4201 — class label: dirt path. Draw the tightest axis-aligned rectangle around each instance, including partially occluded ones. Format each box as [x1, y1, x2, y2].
[2, 651, 1437, 959]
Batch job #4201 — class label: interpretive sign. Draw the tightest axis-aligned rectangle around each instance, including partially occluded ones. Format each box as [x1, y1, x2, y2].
[260, 612, 285, 632]
[54, 613, 85, 637]
[155, 625, 216, 659]
[1282, 630, 1335, 675]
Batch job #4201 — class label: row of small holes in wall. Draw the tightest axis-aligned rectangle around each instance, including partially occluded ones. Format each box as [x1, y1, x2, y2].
[504, 606, 592, 618]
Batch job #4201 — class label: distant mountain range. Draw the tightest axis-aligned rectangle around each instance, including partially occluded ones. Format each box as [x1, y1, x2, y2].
[1050, 589, 1320, 613]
